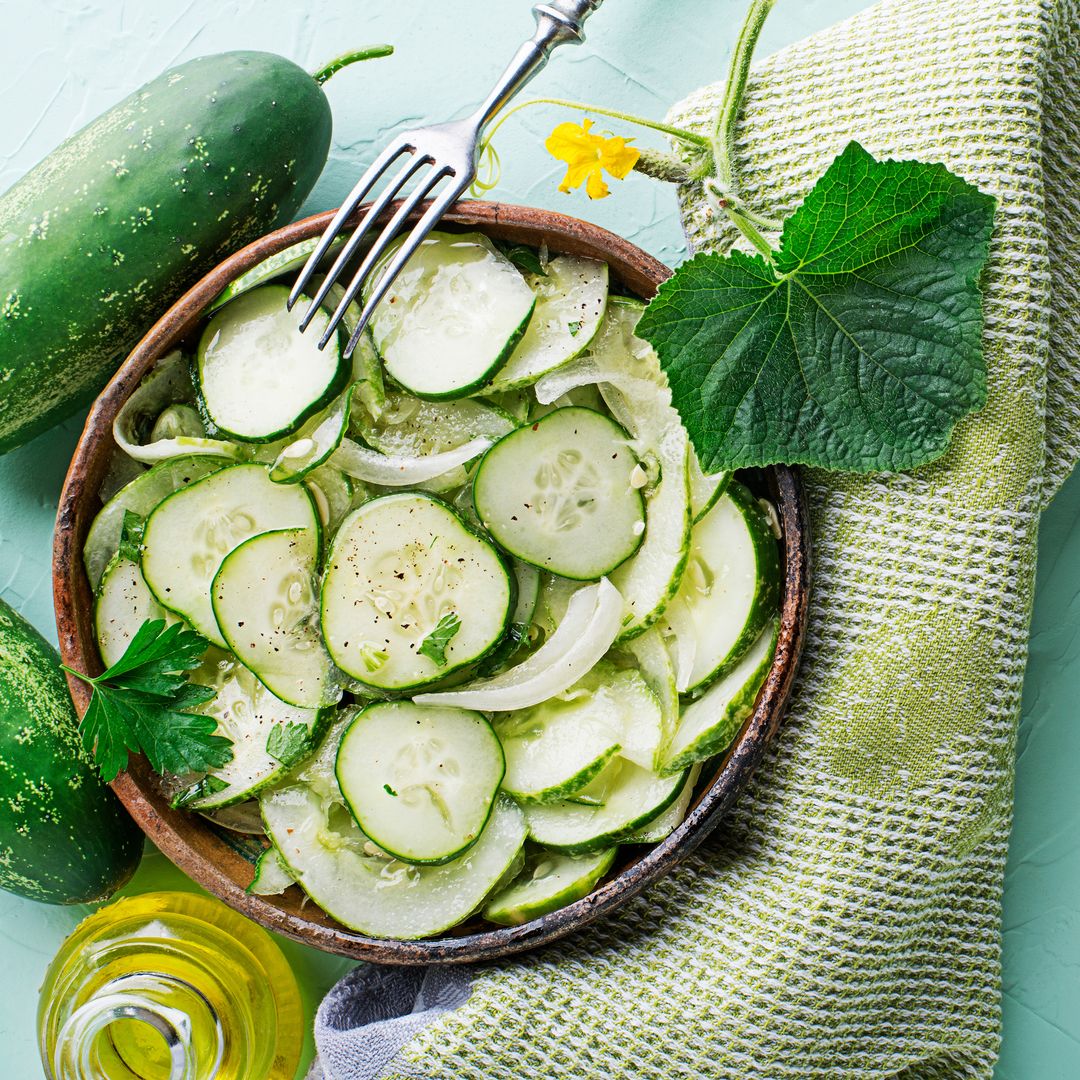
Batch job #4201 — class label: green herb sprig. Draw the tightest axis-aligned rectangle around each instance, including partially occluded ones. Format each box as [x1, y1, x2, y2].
[63, 619, 233, 783]
[418, 612, 462, 667]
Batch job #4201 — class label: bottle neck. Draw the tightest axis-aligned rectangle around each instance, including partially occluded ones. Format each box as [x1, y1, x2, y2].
[52, 972, 224, 1080]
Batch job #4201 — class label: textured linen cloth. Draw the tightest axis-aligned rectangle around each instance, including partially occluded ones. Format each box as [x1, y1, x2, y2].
[311, 0, 1080, 1075]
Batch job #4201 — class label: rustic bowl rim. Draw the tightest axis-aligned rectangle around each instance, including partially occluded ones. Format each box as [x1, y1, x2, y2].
[53, 200, 811, 965]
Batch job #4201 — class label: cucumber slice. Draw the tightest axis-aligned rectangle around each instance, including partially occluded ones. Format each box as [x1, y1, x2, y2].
[661, 482, 781, 694]
[356, 392, 516, 493]
[580, 664, 664, 772]
[622, 765, 701, 842]
[246, 846, 296, 895]
[113, 351, 243, 465]
[495, 689, 622, 804]
[473, 406, 645, 581]
[661, 621, 777, 775]
[84, 456, 231, 590]
[196, 284, 348, 442]
[142, 463, 319, 647]
[207, 236, 346, 314]
[262, 786, 527, 939]
[267, 384, 354, 484]
[523, 759, 687, 855]
[610, 424, 690, 640]
[321, 492, 512, 690]
[335, 702, 504, 865]
[365, 231, 536, 399]
[476, 561, 541, 676]
[490, 254, 608, 390]
[95, 554, 175, 667]
[689, 452, 731, 524]
[212, 528, 339, 710]
[482, 390, 531, 423]
[482, 846, 616, 925]
[621, 627, 679, 769]
[182, 657, 328, 809]
[317, 278, 386, 422]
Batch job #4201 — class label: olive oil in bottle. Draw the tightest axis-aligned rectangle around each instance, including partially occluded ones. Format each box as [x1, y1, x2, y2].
[38, 891, 303, 1080]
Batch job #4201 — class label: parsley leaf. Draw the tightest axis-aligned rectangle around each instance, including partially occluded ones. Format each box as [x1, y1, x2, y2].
[636, 141, 996, 473]
[118, 510, 145, 563]
[418, 612, 462, 667]
[498, 243, 547, 277]
[266, 721, 313, 768]
[64, 619, 233, 782]
[567, 320, 583, 337]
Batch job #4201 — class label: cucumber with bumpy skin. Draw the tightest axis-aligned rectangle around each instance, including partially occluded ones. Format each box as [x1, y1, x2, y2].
[473, 407, 645, 581]
[336, 702, 504, 865]
[0, 49, 389, 455]
[483, 847, 617, 925]
[365, 231, 536, 399]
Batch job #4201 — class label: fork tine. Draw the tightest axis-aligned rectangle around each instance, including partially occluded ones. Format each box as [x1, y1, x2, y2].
[287, 140, 412, 312]
[320, 170, 459, 353]
[298, 153, 434, 332]
[337, 177, 469, 359]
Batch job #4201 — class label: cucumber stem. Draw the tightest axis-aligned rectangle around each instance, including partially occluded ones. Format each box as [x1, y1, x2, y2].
[312, 45, 394, 86]
[710, 0, 784, 246]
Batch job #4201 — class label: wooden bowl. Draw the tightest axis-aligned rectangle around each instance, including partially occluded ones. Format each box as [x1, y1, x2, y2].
[54, 201, 811, 964]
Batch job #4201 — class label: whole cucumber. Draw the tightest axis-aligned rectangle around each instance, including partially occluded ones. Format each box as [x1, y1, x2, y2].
[0, 599, 142, 904]
[0, 47, 390, 454]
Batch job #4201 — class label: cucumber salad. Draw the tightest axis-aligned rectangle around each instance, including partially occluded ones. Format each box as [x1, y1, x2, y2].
[86, 230, 781, 940]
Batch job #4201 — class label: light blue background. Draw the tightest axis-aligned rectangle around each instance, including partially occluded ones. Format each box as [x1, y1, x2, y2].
[1, 1, 1075, 1075]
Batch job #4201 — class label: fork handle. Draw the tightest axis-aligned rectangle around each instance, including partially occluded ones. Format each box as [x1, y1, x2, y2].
[471, 0, 604, 129]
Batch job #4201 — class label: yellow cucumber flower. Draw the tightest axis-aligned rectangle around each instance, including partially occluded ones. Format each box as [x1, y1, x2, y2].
[545, 118, 640, 199]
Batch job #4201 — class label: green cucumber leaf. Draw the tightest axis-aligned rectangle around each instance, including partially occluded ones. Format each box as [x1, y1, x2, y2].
[636, 141, 996, 473]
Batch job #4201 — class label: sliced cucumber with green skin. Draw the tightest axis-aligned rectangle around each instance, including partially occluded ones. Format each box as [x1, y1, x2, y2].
[482, 390, 531, 424]
[523, 758, 687, 855]
[184, 657, 328, 809]
[321, 492, 512, 691]
[495, 689, 622, 804]
[212, 528, 339, 710]
[336, 702, 504, 865]
[262, 785, 527, 940]
[689, 452, 731, 524]
[267, 384, 355, 484]
[356, 393, 516, 493]
[622, 765, 701, 843]
[196, 284, 348, 442]
[490, 254, 608, 390]
[575, 663, 664, 772]
[474, 407, 645, 581]
[661, 482, 781, 694]
[113, 351, 243, 465]
[661, 621, 778, 776]
[207, 236, 347, 315]
[621, 627, 679, 770]
[482, 846, 617, 925]
[476, 561, 541, 676]
[611, 424, 691, 640]
[529, 383, 605, 420]
[84, 456, 231, 590]
[365, 231, 536, 399]
[142, 463, 319, 647]
[246, 846, 296, 895]
[318, 278, 386, 422]
[95, 554, 176, 668]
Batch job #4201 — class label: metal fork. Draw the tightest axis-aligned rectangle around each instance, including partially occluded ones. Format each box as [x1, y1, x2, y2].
[288, 0, 604, 358]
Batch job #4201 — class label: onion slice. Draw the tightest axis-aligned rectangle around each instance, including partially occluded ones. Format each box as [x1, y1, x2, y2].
[330, 435, 492, 487]
[413, 578, 623, 712]
[113, 351, 242, 464]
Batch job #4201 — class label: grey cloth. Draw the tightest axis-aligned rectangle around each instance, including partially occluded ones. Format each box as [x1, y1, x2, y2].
[309, 966, 473, 1080]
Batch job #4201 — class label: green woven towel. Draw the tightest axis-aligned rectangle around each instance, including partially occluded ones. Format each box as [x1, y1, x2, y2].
[327, 1, 1080, 1075]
